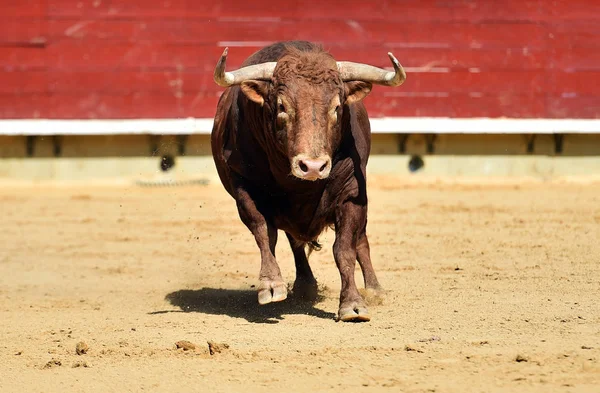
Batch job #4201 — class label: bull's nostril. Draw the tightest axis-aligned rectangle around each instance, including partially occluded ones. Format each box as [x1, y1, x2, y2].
[299, 161, 308, 173]
[319, 162, 327, 172]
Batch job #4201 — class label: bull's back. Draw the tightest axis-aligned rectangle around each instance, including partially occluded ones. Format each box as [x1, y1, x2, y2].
[242, 41, 321, 66]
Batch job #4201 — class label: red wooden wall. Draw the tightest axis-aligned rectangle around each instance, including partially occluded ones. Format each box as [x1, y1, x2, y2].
[1, 0, 599, 119]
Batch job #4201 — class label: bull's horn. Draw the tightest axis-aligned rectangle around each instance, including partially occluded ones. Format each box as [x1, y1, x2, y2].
[213, 47, 277, 87]
[337, 52, 406, 87]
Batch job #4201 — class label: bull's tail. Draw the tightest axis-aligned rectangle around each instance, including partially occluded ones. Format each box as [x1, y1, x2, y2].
[306, 240, 322, 257]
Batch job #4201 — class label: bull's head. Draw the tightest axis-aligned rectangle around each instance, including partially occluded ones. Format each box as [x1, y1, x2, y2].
[214, 47, 406, 181]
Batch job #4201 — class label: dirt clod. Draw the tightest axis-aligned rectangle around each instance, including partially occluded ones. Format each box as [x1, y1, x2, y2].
[44, 359, 62, 369]
[76, 341, 89, 355]
[72, 361, 90, 368]
[175, 340, 197, 351]
[515, 354, 529, 362]
[207, 341, 230, 355]
[404, 345, 424, 353]
[417, 336, 441, 343]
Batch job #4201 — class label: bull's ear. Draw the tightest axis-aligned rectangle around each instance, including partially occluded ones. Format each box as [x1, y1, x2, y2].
[240, 80, 269, 106]
[344, 81, 372, 104]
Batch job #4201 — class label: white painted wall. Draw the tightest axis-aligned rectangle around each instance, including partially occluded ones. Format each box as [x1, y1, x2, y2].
[1, 117, 599, 136]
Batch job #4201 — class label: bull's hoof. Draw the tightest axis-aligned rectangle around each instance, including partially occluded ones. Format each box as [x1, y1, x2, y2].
[258, 280, 288, 305]
[360, 287, 386, 306]
[292, 279, 319, 302]
[337, 302, 371, 322]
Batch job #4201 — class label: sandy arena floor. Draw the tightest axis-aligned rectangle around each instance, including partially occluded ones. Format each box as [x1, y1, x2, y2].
[0, 177, 599, 392]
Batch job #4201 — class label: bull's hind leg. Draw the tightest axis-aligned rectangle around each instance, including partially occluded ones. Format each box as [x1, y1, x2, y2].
[235, 187, 287, 305]
[286, 233, 318, 301]
[356, 233, 383, 291]
[333, 202, 370, 322]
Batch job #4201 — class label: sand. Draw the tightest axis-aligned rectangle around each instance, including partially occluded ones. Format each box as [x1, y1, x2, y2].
[0, 178, 599, 392]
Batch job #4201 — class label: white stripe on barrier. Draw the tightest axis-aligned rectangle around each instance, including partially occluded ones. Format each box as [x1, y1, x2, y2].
[0, 117, 599, 136]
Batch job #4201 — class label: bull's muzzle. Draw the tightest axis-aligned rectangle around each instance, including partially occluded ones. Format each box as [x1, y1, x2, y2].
[291, 155, 332, 181]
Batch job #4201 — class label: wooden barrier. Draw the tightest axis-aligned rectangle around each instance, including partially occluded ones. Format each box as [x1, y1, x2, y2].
[1, 0, 599, 120]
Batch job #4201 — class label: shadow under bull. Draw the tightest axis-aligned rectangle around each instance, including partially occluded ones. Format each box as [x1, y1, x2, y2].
[152, 287, 336, 324]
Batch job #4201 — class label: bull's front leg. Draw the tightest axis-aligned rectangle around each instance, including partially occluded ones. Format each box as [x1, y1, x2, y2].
[235, 187, 287, 305]
[333, 201, 370, 322]
[356, 233, 383, 291]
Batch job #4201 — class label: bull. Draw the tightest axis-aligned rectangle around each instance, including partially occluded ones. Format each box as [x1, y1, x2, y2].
[210, 41, 406, 321]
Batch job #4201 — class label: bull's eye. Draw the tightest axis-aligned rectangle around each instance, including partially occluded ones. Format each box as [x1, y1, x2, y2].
[335, 105, 340, 112]
[278, 103, 285, 113]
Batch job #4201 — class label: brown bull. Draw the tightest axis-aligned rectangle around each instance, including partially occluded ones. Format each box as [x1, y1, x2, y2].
[211, 41, 406, 321]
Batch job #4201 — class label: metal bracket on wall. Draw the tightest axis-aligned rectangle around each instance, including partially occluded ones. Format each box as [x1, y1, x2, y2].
[526, 134, 536, 154]
[26, 136, 36, 157]
[554, 134, 564, 154]
[52, 135, 62, 157]
[398, 134, 409, 154]
[425, 134, 437, 154]
[176, 135, 189, 156]
[149, 135, 160, 156]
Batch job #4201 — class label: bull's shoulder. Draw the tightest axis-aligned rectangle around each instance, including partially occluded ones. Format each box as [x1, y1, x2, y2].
[346, 102, 371, 163]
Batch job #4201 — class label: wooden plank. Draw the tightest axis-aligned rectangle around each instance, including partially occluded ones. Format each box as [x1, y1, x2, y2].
[0, 19, 47, 46]
[360, 21, 549, 49]
[42, 41, 552, 72]
[45, 19, 372, 44]
[0, 1, 46, 17]
[364, 92, 547, 118]
[44, 42, 235, 70]
[383, 0, 551, 22]
[43, 19, 553, 50]
[0, 47, 47, 70]
[553, 48, 600, 71]
[0, 72, 47, 94]
[38, 42, 598, 73]
[48, 0, 204, 18]
[47, 0, 600, 22]
[45, 41, 283, 70]
[359, 46, 547, 70]
[0, 92, 562, 119]
[400, 70, 548, 94]
[44, 71, 213, 94]
[549, 0, 600, 20]
[0, 69, 563, 97]
[0, 93, 220, 119]
[2, 92, 600, 119]
[42, 71, 211, 94]
[547, 71, 600, 95]
[42, 41, 549, 71]
[47, 0, 383, 20]
[547, 96, 600, 118]
[550, 21, 600, 48]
